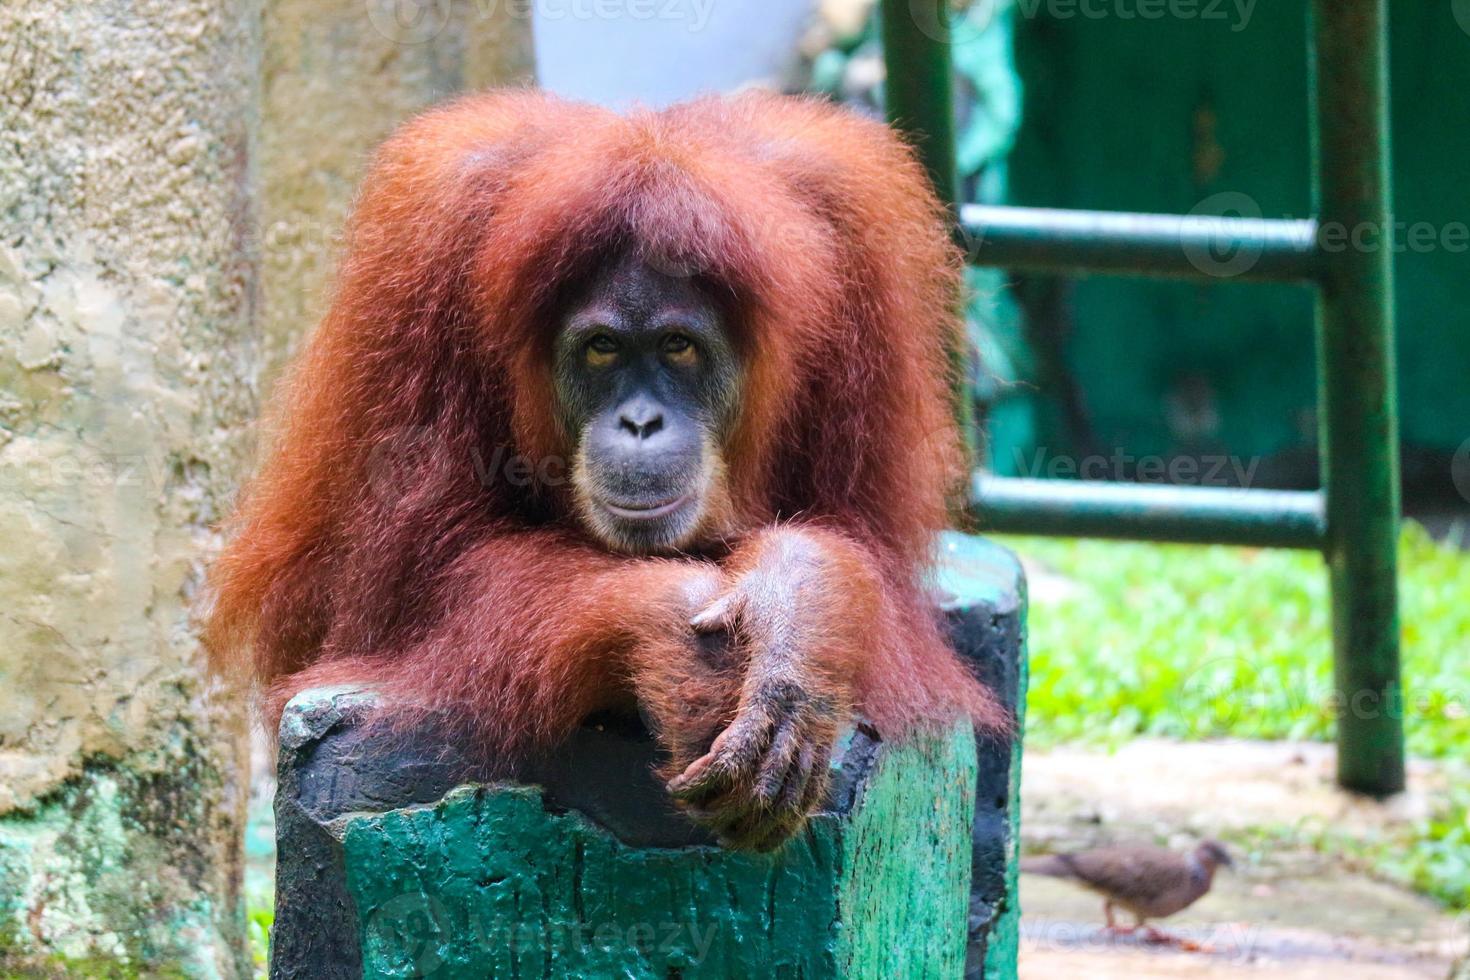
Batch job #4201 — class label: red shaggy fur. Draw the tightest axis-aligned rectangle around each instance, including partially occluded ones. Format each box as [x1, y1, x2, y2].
[208, 90, 1003, 767]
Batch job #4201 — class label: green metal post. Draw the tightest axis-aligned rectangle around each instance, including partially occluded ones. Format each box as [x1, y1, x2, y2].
[879, 1, 960, 208]
[879, 0, 975, 459]
[885, 0, 1405, 795]
[1310, 0, 1405, 795]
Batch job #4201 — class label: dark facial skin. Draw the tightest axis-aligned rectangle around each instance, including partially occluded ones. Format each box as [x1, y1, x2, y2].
[553, 255, 741, 553]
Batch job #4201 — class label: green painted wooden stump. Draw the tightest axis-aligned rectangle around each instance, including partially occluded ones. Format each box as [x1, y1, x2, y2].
[270, 533, 1025, 979]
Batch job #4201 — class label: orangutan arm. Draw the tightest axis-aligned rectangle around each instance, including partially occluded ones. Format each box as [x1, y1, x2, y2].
[667, 524, 888, 849]
[268, 528, 741, 772]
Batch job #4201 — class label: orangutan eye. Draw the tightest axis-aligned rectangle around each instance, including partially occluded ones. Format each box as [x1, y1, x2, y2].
[586, 334, 620, 366]
[661, 333, 698, 366]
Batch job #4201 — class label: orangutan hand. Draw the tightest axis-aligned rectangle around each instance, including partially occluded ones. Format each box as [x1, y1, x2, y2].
[668, 527, 872, 850]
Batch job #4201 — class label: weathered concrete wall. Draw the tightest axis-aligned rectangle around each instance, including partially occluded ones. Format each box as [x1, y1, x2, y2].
[0, 1, 261, 975]
[259, 0, 535, 393]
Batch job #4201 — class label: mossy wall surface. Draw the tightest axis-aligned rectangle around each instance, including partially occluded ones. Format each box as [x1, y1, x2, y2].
[0, 1, 260, 974]
[0, 2, 535, 974]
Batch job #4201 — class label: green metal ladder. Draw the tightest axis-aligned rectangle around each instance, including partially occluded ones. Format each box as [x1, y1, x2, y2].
[881, 0, 1404, 795]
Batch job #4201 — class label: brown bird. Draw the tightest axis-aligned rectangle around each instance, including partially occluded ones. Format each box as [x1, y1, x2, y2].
[1022, 840, 1233, 947]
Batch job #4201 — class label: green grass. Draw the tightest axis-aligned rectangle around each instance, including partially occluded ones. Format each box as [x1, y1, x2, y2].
[1001, 521, 1470, 906]
[244, 793, 276, 976]
[248, 904, 273, 976]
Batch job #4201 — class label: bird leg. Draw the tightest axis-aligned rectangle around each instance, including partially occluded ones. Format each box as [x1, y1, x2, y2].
[1102, 902, 1136, 936]
[1140, 924, 1212, 953]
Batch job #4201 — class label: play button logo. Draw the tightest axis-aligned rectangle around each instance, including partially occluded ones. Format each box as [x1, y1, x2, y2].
[1453, 437, 1470, 504]
[1454, 0, 1470, 37]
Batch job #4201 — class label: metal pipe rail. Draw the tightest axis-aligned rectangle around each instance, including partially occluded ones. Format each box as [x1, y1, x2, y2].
[958, 204, 1321, 284]
[972, 476, 1327, 551]
[882, 0, 1405, 794]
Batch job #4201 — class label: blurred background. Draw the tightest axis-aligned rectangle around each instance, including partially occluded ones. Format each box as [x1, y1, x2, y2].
[0, 0, 1465, 977]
